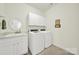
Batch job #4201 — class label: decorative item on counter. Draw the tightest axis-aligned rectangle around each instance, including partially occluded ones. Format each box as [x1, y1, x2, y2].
[9, 18, 22, 32]
[0, 16, 7, 30]
[55, 19, 61, 28]
[2, 19, 6, 30]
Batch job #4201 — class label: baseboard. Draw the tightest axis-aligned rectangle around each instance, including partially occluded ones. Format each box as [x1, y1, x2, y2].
[53, 43, 78, 55]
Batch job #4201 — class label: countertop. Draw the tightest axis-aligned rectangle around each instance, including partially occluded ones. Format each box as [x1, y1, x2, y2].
[0, 33, 27, 39]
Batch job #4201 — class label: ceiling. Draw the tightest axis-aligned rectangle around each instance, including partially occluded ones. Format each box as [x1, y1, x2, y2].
[26, 3, 56, 12]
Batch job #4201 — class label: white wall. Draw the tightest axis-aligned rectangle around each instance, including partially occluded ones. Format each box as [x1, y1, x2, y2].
[0, 3, 44, 33]
[5, 3, 43, 32]
[45, 3, 79, 54]
[0, 3, 4, 16]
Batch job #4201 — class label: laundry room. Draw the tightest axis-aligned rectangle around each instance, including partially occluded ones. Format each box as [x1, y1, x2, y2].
[0, 3, 79, 55]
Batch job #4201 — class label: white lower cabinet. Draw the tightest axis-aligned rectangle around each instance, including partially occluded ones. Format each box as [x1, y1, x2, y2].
[0, 35, 28, 55]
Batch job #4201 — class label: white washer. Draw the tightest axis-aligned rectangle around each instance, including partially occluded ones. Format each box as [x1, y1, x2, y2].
[29, 31, 44, 55]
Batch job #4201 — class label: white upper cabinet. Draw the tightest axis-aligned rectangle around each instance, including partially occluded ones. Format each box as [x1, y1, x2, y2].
[29, 13, 46, 26]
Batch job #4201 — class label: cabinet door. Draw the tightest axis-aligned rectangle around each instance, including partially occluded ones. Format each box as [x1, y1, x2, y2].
[0, 40, 17, 55]
[29, 13, 46, 26]
[0, 36, 28, 55]
[15, 37, 28, 54]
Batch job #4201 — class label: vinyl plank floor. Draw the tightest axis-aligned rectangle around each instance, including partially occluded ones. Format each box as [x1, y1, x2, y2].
[38, 45, 74, 55]
[26, 45, 74, 55]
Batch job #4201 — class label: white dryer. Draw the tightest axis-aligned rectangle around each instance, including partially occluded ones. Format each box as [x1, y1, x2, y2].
[40, 29, 52, 48]
[43, 31, 52, 48]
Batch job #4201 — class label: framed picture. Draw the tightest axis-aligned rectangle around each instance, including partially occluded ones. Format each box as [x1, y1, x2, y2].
[55, 19, 61, 28]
